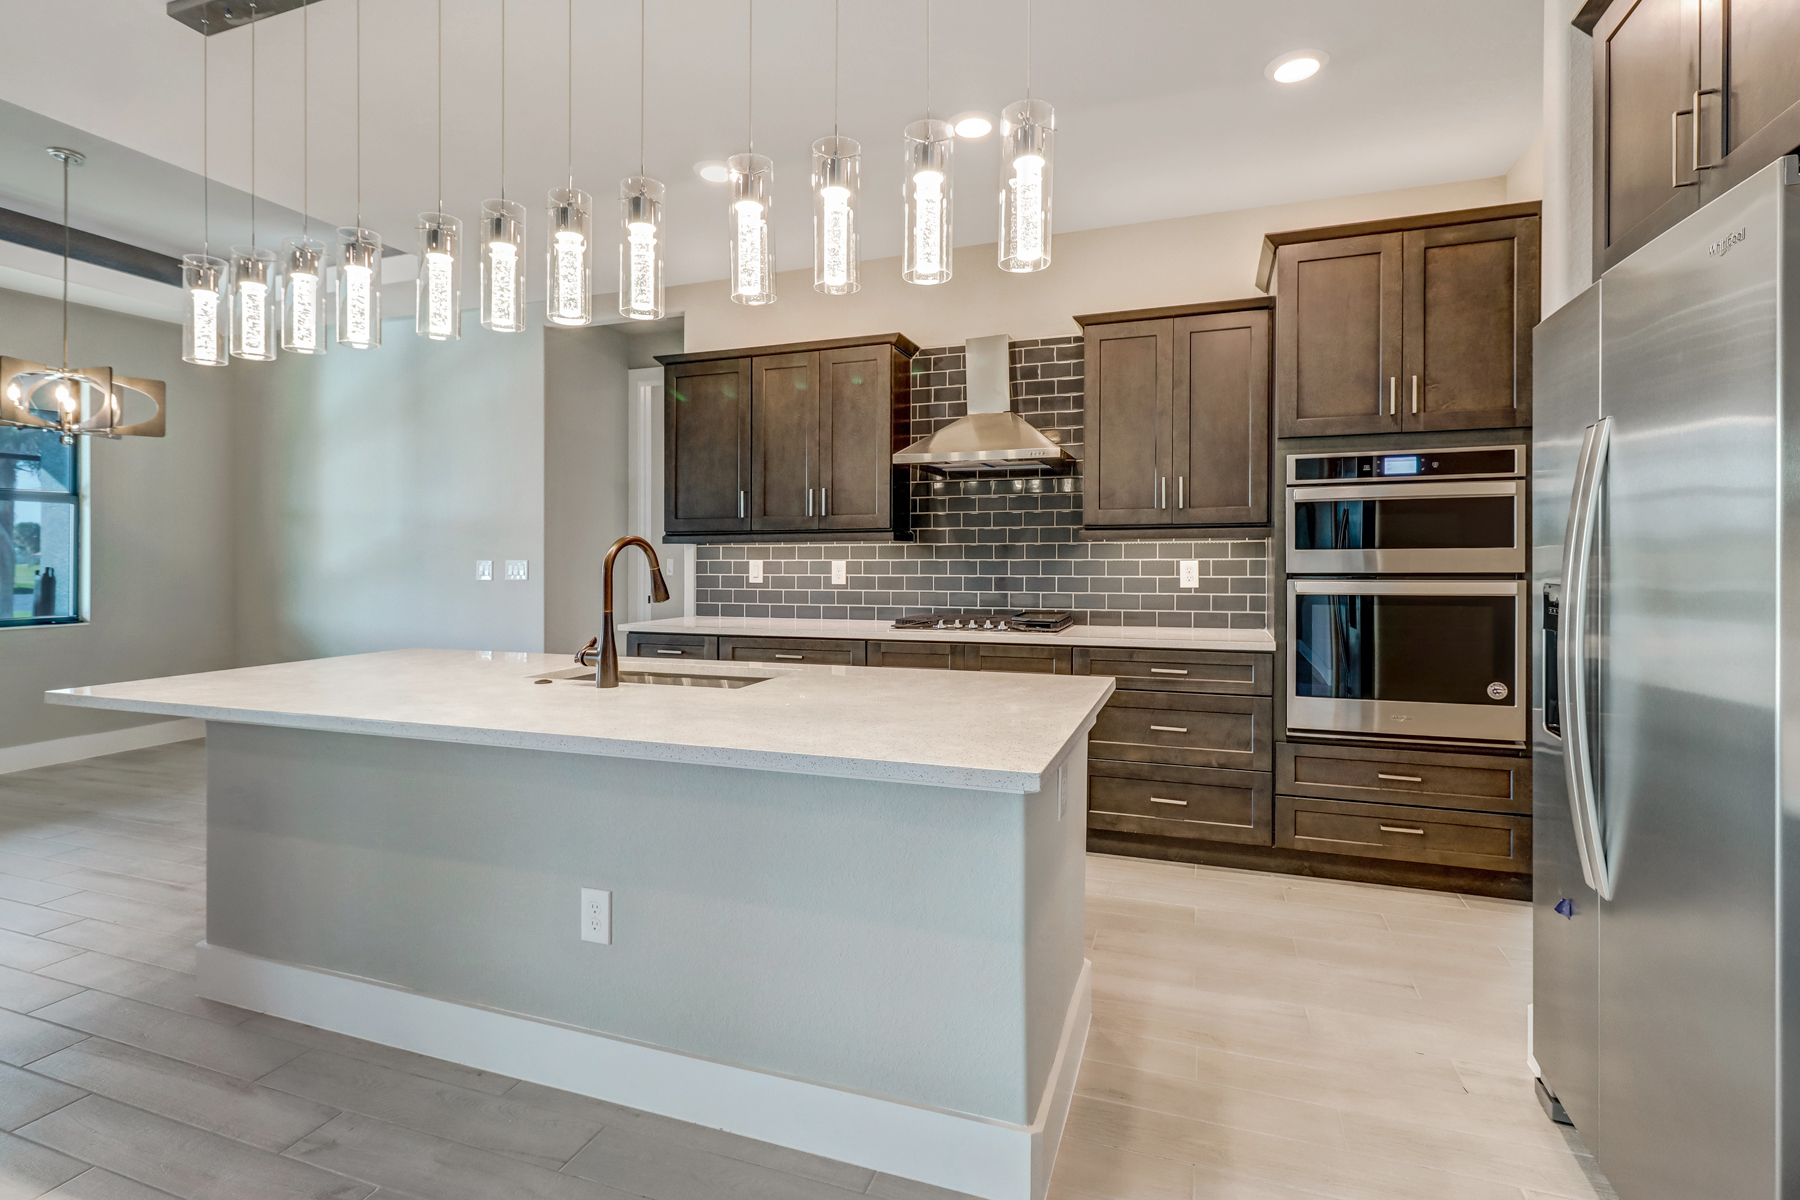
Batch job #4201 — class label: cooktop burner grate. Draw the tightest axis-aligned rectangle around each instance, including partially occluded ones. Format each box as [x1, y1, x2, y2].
[890, 610, 1075, 633]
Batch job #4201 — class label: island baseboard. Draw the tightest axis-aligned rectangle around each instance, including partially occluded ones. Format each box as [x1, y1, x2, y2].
[197, 941, 1092, 1200]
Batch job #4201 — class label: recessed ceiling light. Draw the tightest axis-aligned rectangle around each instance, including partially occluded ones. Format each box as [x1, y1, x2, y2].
[694, 160, 729, 183]
[952, 113, 993, 138]
[1266, 49, 1328, 84]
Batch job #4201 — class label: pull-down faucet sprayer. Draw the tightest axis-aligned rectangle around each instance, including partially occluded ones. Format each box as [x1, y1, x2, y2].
[594, 535, 670, 688]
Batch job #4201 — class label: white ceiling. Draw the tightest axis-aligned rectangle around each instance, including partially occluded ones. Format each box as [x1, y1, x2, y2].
[0, 0, 1543, 301]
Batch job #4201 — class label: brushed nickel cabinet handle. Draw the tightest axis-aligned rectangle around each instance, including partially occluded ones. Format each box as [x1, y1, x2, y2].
[1160, 476, 1167, 509]
[806, 489, 813, 517]
[1388, 377, 1396, 415]
[1377, 773, 1424, 783]
[1149, 724, 1188, 733]
[1672, 106, 1699, 188]
[1149, 667, 1188, 675]
[1178, 475, 1184, 509]
[1411, 375, 1419, 414]
[1148, 796, 1189, 806]
[655, 649, 684, 655]
[1380, 825, 1427, 836]
[1693, 87, 1721, 172]
[774, 653, 805, 660]
[738, 490, 746, 518]
[820, 487, 827, 517]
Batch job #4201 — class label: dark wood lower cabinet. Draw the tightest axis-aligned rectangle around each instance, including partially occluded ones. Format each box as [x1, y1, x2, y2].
[1275, 794, 1531, 874]
[1088, 761, 1271, 847]
[1088, 692, 1272, 772]
[865, 640, 962, 670]
[717, 637, 867, 666]
[623, 633, 717, 660]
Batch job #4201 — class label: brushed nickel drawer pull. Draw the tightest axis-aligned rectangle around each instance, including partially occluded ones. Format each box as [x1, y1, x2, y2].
[774, 653, 806, 660]
[1149, 668, 1188, 675]
[1149, 725, 1188, 733]
[1148, 796, 1189, 806]
[654, 649, 685, 655]
[1377, 773, 1423, 783]
[1380, 825, 1426, 835]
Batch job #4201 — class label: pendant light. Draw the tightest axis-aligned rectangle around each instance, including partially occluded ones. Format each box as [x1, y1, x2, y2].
[280, 0, 326, 354]
[3, 148, 167, 445]
[480, 0, 526, 333]
[902, 0, 952, 286]
[998, 0, 1053, 273]
[417, 0, 461, 340]
[618, 0, 664, 321]
[336, 0, 382, 349]
[183, 16, 229, 367]
[545, 0, 592, 327]
[812, 0, 859, 295]
[231, 2, 276, 362]
[728, 0, 774, 306]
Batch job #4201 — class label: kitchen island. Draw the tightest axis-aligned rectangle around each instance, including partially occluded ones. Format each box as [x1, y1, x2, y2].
[45, 649, 1112, 1200]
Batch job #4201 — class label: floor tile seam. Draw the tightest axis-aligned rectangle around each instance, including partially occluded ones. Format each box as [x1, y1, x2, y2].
[0, 908, 86, 938]
[36, 872, 205, 911]
[42, 855, 208, 888]
[23, 996, 312, 1082]
[31, 902, 208, 943]
[1068, 1085, 1352, 1150]
[566, 1112, 882, 1196]
[0, 1060, 93, 1131]
[24, 969, 258, 1030]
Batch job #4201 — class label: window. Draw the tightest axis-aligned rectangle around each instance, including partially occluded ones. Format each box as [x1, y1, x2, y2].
[1, 426, 80, 626]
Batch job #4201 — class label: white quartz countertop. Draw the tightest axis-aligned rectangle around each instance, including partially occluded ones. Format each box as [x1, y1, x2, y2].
[619, 616, 1276, 653]
[45, 649, 1114, 793]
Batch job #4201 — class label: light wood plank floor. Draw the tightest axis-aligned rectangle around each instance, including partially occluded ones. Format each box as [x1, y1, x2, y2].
[0, 741, 1615, 1200]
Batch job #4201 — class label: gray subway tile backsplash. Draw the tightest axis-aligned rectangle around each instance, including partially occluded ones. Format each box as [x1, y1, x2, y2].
[690, 336, 1269, 629]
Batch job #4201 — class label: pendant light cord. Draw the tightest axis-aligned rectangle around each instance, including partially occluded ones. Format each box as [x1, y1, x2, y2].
[1026, 0, 1032, 101]
[832, 0, 839, 139]
[923, 0, 930, 119]
[746, 0, 754, 154]
[355, 0, 362, 228]
[499, 0, 506, 201]
[61, 154, 69, 370]
[638, 0, 645, 175]
[436, 0, 443, 213]
[302, 0, 309, 241]
[202, 16, 210, 258]
[249, 0, 257, 248]
[566, 0, 573, 189]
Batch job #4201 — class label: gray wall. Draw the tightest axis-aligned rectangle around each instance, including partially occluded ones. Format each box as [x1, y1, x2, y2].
[0, 288, 236, 749]
[232, 312, 547, 664]
[543, 325, 630, 655]
[207, 722, 1089, 1124]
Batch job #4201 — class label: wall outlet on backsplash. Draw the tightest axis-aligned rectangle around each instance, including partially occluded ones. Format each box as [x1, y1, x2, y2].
[1179, 560, 1201, 588]
[831, 560, 848, 586]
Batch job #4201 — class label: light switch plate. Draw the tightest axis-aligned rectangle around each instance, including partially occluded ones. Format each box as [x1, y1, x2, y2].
[1179, 560, 1201, 588]
[580, 888, 612, 944]
[748, 560, 764, 584]
[505, 560, 529, 581]
[831, 560, 848, 586]
[475, 560, 493, 581]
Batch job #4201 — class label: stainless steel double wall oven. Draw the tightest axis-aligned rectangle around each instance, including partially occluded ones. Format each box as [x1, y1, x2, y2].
[1285, 445, 1529, 747]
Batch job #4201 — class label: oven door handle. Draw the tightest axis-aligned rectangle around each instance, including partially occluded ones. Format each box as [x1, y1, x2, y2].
[1560, 416, 1613, 900]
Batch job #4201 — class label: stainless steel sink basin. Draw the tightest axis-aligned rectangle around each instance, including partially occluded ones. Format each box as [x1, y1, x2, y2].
[531, 667, 771, 689]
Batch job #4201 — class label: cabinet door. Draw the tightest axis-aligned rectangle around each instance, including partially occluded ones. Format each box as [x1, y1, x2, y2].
[1172, 309, 1269, 525]
[1083, 318, 1171, 526]
[665, 359, 752, 534]
[750, 352, 819, 532]
[1594, 0, 1700, 273]
[1702, 0, 1800, 194]
[1401, 217, 1538, 432]
[817, 345, 894, 531]
[1274, 234, 1403, 437]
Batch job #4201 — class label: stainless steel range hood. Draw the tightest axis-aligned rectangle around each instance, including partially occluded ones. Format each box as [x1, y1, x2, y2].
[892, 334, 1072, 469]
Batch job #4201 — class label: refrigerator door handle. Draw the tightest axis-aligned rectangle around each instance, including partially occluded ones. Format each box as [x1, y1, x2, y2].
[1560, 416, 1614, 900]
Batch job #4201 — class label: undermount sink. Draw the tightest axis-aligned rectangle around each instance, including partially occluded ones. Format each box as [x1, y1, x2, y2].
[531, 667, 771, 689]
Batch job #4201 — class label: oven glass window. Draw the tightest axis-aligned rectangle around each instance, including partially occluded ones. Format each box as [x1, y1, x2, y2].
[1293, 594, 1516, 705]
[1292, 496, 1514, 551]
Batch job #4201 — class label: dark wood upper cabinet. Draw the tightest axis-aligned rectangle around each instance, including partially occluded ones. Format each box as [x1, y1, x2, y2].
[660, 334, 916, 541]
[1402, 218, 1539, 432]
[664, 358, 752, 535]
[1261, 204, 1540, 438]
[1590, 0, 1800, 275]
[1075, 298, 1272, 532]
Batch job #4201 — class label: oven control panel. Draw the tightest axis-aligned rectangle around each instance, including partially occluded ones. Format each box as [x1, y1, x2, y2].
[1288, 446, 1523, 484]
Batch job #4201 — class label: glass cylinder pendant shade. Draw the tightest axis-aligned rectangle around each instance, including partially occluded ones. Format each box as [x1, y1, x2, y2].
[279, 238, 328, 354]
[998, 99, 1054, 273]
[618, 177, 665, 321]
[335, 227, 383, 349]
[902, 120, 953, 285]
[811, 136, 860, 295]
[181, 253, 229, 367]
[727, 154, 775, 306]
[546, 188, 594, 327]
[479, 199, 527, 333]
[416, 213, 462, 341]
[229, 247, 278, 361]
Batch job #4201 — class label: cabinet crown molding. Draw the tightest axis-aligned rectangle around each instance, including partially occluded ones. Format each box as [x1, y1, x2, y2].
[1256, 202, 1542, 293]
[657, 332, 920, 366]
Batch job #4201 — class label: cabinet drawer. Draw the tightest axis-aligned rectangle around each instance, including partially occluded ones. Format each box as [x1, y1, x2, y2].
[967, 644, 1074, 674]
[624, 634, 718, 660]
[718, 637, 867, 666]
[1075, 648, 1271, 695]
[866, 640, 963, 671]
[1088, 762, 1271, 847]
[1279, 743, 1529, 815]
[1276, 795, 1530, 872]
[1089, 693, 1271, 771]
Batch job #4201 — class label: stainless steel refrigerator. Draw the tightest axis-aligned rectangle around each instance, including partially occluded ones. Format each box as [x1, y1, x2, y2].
[1533, 154, 1800, 1199]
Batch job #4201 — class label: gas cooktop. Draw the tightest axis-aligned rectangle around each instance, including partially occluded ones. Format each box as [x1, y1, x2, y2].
[890, 610, 1075, 634]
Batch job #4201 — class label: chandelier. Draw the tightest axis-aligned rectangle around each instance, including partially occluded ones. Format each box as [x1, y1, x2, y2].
[1, 148, 166, 446]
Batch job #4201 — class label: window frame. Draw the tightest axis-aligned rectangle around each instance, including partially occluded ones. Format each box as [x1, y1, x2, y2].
[1, 431, 88, 630]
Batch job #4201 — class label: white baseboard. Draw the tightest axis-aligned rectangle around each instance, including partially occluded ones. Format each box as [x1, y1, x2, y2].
[197, 942, 1090, 1200]
[0, 718, 205, 775]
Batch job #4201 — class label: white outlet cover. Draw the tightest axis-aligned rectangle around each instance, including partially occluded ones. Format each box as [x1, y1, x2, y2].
[1179, 560, 1201, 588]
[580, 888, 612, 945]
[475, 560, 493, 581]
[748, 560, 764, 584]
[831, 559, 848, 586]
[505, 559, 529, 582]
